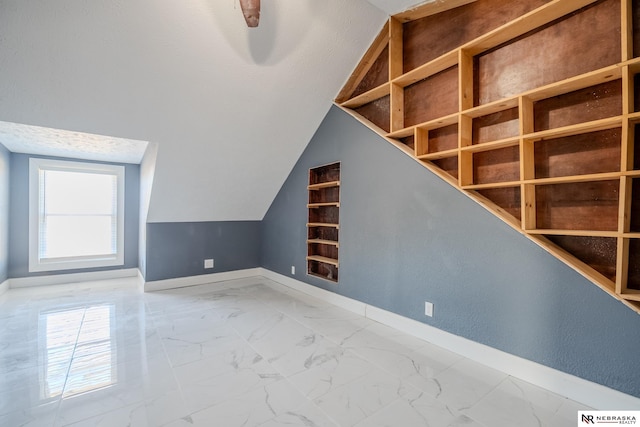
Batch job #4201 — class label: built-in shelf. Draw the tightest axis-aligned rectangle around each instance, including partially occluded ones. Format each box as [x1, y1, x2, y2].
[306, 255, 339, 267]
[307, 162, 341, 282]
[336, 0, 640, 313]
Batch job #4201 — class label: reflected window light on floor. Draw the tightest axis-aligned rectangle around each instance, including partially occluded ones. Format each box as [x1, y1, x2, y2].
[38, 304, 117, 400]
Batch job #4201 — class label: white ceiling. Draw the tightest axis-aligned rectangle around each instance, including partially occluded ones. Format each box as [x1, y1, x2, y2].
[0, 0, 428, 222]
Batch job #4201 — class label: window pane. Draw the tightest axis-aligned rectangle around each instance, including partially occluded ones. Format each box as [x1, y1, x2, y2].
[43, 170, 116, 215]
[42, 216, 114, 258]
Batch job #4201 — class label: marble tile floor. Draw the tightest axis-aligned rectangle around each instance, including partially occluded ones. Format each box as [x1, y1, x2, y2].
[0, 276, 592, 427]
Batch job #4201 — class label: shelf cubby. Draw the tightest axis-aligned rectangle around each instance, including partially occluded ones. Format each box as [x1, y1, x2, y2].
[476, 186, 522, 222]
[351, 45, 389, 99]
[534, 180, 620, 232]
[307, 163, 341, 283]
[533, 80, 623, 132]
[354, 96, 391, 133]
[404, 66, 458, 127]
[627, 239, 640, 290]
[336, 0, 640, 311]
[401, 0, 550, 74]
[428, 155, 459, 180]
[546, 235, 618, 283]
[533, 128, 622, 179]
[471, 107, 519, 145]
[473, 0, 621, 107]
[631, 178, 640, 232]
[471, 146, 520, 185]
[415, 123, 459, 157]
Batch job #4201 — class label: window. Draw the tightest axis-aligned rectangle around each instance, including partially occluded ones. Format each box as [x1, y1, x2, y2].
[29, 158, 125, 272]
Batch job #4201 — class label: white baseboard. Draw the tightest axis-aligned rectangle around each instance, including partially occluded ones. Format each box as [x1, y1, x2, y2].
[143, 268, 262, 292]
[0, 279, 8, 296]
[258, 268, 640, 410]
[9, 268, 139, 289]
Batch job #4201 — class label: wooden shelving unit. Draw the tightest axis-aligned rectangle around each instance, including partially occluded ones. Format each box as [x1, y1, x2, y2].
[336, 0, 640, 313]
[307, 162, 341, 282]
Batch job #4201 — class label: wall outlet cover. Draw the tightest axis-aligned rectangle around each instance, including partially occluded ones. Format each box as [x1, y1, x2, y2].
[425, 301, 434, 317]
[204, 259, 214, 269]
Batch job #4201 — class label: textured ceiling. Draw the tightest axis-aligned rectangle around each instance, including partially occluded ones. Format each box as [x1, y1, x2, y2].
[0, 121, 148, 164]
[0, 0, 393, 221]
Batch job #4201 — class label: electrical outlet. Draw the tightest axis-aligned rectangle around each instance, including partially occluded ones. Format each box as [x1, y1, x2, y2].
[291, 266, 295, 275]
[424, 301, 434, 317]
[204, 259, 214, 269]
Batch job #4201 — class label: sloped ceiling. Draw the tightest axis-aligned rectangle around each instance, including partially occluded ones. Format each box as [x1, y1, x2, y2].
[0, 0, 389, 222]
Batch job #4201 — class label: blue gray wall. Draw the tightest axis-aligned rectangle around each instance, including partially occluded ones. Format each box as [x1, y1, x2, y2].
[0, 143, 9, 284]
[261, 106, 640, 398]
[145, 221, 260, 282]
[8, 153, 140, 277]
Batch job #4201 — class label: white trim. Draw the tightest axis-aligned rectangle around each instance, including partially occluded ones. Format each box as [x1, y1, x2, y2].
[261, 269, 366, 316]
[9, 268, 139, 289]
[143, 268, 262, 292]
[258, 268, 640, 410]
[0, 279, 8, 296]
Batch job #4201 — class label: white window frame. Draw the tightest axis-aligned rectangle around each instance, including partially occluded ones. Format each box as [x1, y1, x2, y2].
[29, 158, 125, 272]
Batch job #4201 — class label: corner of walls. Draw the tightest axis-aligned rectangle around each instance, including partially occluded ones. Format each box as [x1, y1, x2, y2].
[139, 142, 158, 280]
[0, 143, 10, 286]
[260, 105, 640, 399]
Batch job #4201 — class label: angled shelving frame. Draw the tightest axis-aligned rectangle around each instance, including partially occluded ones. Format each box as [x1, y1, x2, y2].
[336, 0, 640, 313]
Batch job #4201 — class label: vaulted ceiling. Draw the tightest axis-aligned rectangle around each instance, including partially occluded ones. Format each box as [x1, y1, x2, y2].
[0, 0, 425, 222]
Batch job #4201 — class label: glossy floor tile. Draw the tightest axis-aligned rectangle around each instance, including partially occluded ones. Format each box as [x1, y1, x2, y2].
[0, 276, 591, 426]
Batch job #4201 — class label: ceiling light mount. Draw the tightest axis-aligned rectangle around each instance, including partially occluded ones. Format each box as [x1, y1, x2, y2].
[240, 0, 260, 27]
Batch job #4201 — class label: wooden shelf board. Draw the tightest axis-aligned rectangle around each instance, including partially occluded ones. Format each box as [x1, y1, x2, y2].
[392, 50, 458, 88]
[524, 116, 623, 142]
[462, 97, 519, 118]
[388, 113, 459, 139]
[463, 181, 521, 190]
[387, 126, 416, 139]
[306, 255, 339, 267]
[627, 111, 640, 122]
[417, 148, 459, 160]
[307, 270, 338, 282]
[526, 229, 620, 238]
[463, 172, 628, 190]
[523, 64, 622, 102]
[340, 83, 391, 109]
[462, 0, 600, 56]
[624, 233, 640, 239]
[307, 223, 339, 229]
[308, 202, 340, 208]
[308, 181, 340, 190]
[524, 172, 623, 186]
[627, 57, 640, 74]
[620, 292, 640, 302]
[307, 239, 339, 247]
[460, 136, 520, 153]
[418, 113, 460, 129]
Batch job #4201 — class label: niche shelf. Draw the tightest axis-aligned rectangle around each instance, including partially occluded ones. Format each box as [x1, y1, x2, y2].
[307, 162, 341, 282]
[337, 0, 640, 313]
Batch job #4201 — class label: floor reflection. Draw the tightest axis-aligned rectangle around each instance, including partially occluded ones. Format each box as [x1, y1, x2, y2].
[38, 304, 116, 399]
